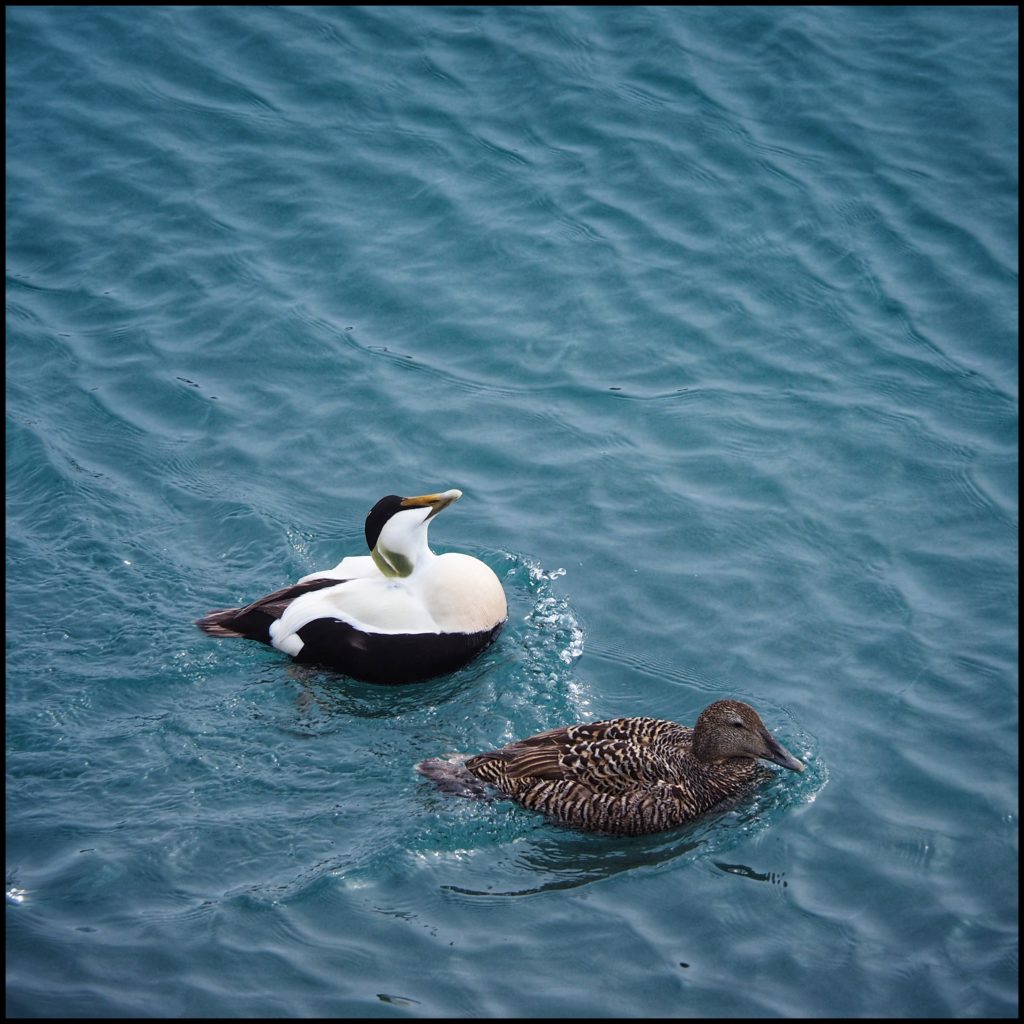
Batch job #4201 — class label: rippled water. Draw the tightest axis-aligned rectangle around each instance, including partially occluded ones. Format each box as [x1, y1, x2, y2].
[6, 6, 1017, 1018]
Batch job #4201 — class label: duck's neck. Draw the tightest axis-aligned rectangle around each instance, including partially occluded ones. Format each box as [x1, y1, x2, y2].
[690, 728, 718, 764]
[372, 539, 435, 578]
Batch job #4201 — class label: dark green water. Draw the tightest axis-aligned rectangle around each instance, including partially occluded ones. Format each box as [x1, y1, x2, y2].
[6, 6, 1017, 1017]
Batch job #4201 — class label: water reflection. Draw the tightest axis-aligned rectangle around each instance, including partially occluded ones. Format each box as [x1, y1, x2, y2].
[441, 830, 707, 897]
[285, 653, 498, 719]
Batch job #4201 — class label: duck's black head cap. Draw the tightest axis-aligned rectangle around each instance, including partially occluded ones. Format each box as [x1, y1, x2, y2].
[364, 495, 406, 551]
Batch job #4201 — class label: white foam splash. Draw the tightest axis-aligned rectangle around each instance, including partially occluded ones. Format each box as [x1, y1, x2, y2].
[520, 558, 585, 667]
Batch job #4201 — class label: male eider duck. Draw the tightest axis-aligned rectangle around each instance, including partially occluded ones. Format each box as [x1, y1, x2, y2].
[417, 700, 804, 835]
[195, 489, 507, 684]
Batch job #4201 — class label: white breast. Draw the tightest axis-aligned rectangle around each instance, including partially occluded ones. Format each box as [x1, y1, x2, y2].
[418, 553, 507, 633]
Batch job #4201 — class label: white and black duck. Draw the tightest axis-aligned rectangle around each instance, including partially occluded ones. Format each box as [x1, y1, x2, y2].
[196, 489, 507, 684]
[417, 700, 805, 835]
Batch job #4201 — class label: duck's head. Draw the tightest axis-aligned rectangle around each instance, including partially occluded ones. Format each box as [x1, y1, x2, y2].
[691, 700, 805, 772]
[365, 489, 462, 578]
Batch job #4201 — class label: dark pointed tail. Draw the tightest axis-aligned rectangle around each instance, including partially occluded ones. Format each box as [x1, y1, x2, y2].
[195, 576, 342, 645]
[195, 606, 256, 639]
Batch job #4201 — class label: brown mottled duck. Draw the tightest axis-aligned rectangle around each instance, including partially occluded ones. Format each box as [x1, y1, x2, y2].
[417, 700, 805, 835]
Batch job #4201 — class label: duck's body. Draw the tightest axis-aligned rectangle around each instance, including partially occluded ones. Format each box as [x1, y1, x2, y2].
[417, 700, 804, 835]
[196, 490, 507, 684]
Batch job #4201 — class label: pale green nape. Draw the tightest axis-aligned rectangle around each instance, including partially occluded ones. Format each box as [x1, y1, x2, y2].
[372, 545, 414, 578]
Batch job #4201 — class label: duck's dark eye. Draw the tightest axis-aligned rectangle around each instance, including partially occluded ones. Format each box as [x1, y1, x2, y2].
[730, 719, 745, 728]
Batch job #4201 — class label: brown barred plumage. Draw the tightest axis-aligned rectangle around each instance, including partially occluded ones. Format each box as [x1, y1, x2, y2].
[417, 700, 805, 836]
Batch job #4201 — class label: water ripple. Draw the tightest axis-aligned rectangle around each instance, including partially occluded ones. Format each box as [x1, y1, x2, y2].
[6, 4, 1016, 1018]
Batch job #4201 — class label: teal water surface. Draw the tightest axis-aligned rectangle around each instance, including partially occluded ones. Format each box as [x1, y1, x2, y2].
[6, 5, 1018, 1018]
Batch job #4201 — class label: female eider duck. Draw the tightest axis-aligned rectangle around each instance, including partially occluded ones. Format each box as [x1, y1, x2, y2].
[417, 700, 804, 835]
[195, 489, 507, 684]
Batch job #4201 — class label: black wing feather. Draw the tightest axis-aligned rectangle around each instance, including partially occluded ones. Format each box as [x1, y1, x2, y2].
[194, 576, 343, 642]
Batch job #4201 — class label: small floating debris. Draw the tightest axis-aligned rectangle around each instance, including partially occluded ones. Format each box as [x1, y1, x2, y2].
[714, 861, 787, 886]
[377, 993, 420, 1006]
